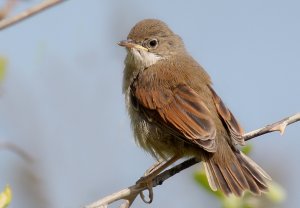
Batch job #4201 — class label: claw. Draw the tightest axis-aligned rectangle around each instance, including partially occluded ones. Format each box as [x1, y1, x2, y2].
[136, 176, 154, 204]
[140, 184, 154, 204]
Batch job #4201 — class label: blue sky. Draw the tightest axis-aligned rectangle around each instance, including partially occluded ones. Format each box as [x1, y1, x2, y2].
[0, 0, 299, 207]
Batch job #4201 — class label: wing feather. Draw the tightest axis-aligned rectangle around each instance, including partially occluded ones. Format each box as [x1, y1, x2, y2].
[133, 83, 217, 152]
[208, 85, 245, 145]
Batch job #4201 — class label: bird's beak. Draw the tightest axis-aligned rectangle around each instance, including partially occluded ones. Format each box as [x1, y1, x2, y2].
[117, 40, 148, 51]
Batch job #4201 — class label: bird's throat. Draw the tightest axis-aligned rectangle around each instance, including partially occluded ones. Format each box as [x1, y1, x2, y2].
[129, 48, 162, 69]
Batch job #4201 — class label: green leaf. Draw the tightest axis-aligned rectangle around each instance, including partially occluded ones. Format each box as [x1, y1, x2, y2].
[194, 169, 223, 199]
[221, 195, 243, 208]
[241, 144, 252, 155]
[265, 181, 286, 203]
[0, 57, 7, 82]
[0, 185, 12, 208]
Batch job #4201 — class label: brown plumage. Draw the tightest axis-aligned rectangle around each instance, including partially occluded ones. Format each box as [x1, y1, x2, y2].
[119, 19, 271, 196]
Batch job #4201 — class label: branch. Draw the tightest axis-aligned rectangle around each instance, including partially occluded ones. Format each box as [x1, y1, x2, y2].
[0, 0, 64, 31]
[0, 0, 17, 20]
[0, 141, 33, 162]
[85, 113, 300, 208]
[243, 113, 300, 141]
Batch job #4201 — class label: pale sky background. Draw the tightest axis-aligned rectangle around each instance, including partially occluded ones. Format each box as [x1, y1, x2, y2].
[0, 0, 299, 208]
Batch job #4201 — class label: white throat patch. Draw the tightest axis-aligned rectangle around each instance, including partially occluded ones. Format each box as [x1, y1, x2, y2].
[130, 48, 162, 68]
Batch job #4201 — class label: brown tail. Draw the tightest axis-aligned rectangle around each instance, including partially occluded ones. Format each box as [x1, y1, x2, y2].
[203, 148, 271, 196]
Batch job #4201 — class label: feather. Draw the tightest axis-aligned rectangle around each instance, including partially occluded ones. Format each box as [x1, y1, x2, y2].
[132, 83, 217, 152]
[208, 85, 245, 145]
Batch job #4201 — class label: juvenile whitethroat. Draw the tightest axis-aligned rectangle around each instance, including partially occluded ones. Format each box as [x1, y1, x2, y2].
[118, 19, 271, 196]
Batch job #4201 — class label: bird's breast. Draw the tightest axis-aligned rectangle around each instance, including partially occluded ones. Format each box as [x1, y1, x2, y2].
[125, 88, 161, 157]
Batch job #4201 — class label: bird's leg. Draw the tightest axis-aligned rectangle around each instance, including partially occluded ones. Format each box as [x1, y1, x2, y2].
[137, 155, 180, 183]
[143, 158, 165, 177]
[136, 155, 180, 203]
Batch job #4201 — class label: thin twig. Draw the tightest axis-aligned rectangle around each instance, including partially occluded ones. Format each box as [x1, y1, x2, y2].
[85, 113, 299, 208]
[243, 113, 300, 141]
[85, 158, 199, 208]
[0, 0, 64, 30]
[0, 0, 17, 20]
[0, 141, 33, 162]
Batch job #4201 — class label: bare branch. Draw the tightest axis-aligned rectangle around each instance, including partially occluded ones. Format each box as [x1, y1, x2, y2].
[85, 113, 299, 208]
[0, 0, 64, 31]
[243, 113, 300, 141]
[0, 0, 17, 20]
[0, 141, 33, 162]
[85, 158, 199, 208]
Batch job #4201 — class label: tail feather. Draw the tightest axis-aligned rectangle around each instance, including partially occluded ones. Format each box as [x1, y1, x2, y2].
[219, 166, 244, 196]
[237, 152, 270, 192]
[207, 161, 231, 195]
[256, 180, 269, 192]
[240, 167, 261, 194]
[226, 163, 249, 190]
[203, 162, 218, 191]
[237, 152, 271, 181]
[203, 149, 271, 196]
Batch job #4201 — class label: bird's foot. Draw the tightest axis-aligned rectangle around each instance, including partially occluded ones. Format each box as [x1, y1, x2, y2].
[136, 175, 154, 204]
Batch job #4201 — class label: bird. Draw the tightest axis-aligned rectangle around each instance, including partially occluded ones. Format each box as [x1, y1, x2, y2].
[118, 19, 271, 197]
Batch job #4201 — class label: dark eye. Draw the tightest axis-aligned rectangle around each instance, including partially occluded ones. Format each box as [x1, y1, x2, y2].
[147, 39, 158, 49]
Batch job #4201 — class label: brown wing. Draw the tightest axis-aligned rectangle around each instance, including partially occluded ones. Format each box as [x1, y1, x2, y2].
[132, 83, 217, 152]
[208, 85, 245, 145]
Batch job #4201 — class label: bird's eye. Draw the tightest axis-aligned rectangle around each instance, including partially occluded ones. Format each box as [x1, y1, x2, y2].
[146, 39, 158, 49]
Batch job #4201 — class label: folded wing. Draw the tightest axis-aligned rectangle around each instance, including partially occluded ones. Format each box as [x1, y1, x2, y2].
[132, 83, 217, 152]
